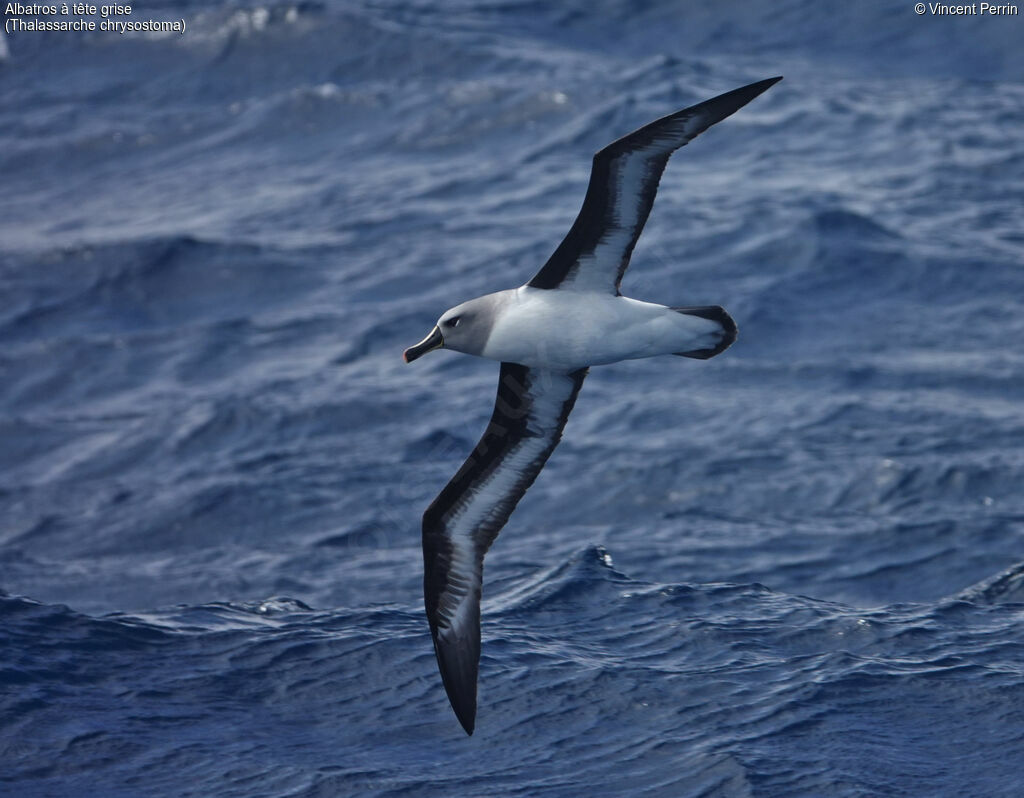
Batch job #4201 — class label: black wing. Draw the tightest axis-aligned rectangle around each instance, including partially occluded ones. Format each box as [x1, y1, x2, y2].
[528, 76, 782, 294]
[422, 362, 587, 734]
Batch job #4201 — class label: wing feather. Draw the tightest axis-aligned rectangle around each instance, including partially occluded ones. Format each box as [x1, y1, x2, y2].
[528, 76, 782, 294]
[422, 362, 587, 734]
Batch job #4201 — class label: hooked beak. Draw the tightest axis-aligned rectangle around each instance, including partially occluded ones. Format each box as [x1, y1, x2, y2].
[403, 326, 444, 363]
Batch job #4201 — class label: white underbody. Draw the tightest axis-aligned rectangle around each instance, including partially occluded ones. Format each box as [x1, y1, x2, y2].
[479, 286, 721, 371]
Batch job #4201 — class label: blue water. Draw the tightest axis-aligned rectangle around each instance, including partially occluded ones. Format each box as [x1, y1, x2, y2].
[3, 1, 1024, 795]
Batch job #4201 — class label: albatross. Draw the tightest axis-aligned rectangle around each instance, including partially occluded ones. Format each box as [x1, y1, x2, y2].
[404, 76, 782, 734]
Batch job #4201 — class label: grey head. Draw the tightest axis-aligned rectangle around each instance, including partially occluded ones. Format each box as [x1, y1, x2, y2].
[403, 292, 509, 363]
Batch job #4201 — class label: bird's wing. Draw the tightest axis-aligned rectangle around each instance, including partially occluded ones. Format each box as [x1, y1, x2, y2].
[422, 362, 587, 734]
[527, 76, 782, 294]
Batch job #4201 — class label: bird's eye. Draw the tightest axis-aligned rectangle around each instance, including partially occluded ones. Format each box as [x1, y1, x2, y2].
[448, 317, 461, 328]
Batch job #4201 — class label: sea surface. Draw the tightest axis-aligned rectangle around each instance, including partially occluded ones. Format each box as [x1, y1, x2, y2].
[2, 1, 1024, 795]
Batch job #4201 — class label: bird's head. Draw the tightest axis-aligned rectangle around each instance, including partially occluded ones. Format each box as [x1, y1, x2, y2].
[403, 298, 489, 363]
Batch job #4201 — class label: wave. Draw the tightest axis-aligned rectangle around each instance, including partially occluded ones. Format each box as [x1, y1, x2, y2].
[5, 544, 1024, 795]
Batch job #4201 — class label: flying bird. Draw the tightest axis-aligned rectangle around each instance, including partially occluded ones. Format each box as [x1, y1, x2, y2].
[403, 77, 782, 734]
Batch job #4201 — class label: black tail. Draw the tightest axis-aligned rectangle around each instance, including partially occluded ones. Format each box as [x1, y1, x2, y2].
[672, 305, 737, 359]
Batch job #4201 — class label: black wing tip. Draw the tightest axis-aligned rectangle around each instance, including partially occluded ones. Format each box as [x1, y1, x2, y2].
[750, 75, 784, 96]
[708, 76, 783, 116]
[430, 625, 480, 736]
[742, 76, 784, 93]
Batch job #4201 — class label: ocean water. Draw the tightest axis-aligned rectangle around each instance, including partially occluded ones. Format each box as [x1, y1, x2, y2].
[3, 1, 1024, 795]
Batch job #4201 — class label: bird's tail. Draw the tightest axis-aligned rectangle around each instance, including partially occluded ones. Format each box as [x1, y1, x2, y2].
[671, 305, 737, 359]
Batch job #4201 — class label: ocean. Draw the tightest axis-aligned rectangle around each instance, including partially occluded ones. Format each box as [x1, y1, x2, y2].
[2, 1, 1024, 795]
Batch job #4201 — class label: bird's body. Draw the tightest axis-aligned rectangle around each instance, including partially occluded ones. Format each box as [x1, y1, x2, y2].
[449, 286, 729, 370]
[404, 76, 782, 734]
